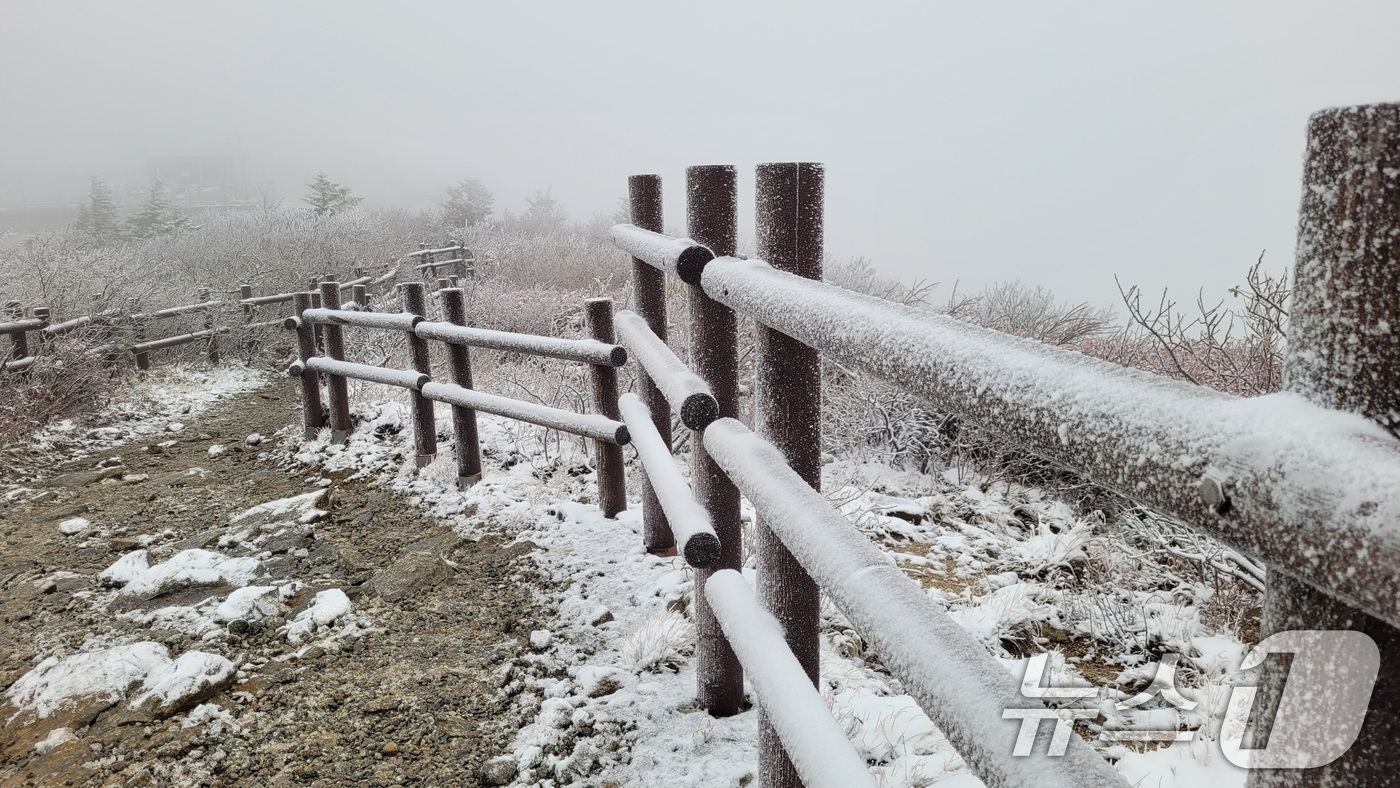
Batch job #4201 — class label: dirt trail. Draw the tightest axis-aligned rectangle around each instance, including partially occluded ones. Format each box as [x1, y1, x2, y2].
[1, 377, 545, 788]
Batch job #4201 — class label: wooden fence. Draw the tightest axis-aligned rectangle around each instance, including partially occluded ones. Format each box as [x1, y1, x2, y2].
[0, 251, 441, 378]
[265, 104, 1398, 787]
[281, 280, 637, 513]
[600, 104, 1400, 788]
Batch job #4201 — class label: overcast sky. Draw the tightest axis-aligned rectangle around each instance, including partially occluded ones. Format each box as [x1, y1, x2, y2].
[2, 1, 1397, 309]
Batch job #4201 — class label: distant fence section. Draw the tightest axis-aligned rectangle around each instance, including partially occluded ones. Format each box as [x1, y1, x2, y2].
[1, 244, 466, 379]
[282, 279, 633, 509]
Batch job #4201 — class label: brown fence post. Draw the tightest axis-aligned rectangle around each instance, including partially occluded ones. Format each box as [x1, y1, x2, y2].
[585, 297, 627, 518]
[5, 301, 28, 361]
[310, 291, 325, 354]
[753, 162, 825, 788]
[438, 287, 482, 488]
[687, 164, 744, 717]
[239, 284, 254, 356]
[353, 284, 368, 309]
[199, 288, 219, 364]
[318, 282, 353, 444]
[1247, 103, 1400, 788]
[400, 282, 438, 466]
[293, 291, 324, 439]
[127, 297, 149, 370]
[628, 174, 676, 554]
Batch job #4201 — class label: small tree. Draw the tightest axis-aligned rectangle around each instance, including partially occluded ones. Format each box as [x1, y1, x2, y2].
[304, 172, 362, 217]
[128, 180, 190, 239]
[519, 187, 568, 232]
[73, 176, 123, 243]
[442, 177, 494, 227]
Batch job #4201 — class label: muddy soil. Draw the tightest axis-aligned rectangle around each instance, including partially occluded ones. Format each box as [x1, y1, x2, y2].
[0, 377, 546, 787]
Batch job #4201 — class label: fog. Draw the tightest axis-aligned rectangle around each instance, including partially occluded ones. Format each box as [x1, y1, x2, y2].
[2, 1, 1397, 308]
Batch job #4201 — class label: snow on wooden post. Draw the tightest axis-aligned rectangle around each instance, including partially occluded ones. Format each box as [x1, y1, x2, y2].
[309, 291, 326, 354]
[754, 162, 825, 788]
[686, 163, 744, 717]
[438, 287, 482, 489]
[198, 288, 219, 365]
[400, 282, 438, 467]
[318, 282, 353, 444]
[31, 307, 50, 340]
[125, 296, 148, 371]
[353, 284, 368, 309]
[629, 173, 676, 553]
[239, 285, 254, 355]
[586, 297, 627, 518]
[1247, 103, 1400, 788]
[292, 292, 324, 439]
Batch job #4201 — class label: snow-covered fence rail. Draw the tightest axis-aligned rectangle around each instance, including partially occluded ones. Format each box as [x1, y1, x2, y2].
[283, 278, 633, 504]
[611, 105, 1400, 787]
[409, 242, 474, 283]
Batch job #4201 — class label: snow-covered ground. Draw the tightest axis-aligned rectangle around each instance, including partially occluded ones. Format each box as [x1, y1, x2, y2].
[16, 364, 269, 468]
[285, 391, 1260, 787]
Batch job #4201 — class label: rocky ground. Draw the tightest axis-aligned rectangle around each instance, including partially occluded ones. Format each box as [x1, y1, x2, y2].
[0, 377, 553, 788]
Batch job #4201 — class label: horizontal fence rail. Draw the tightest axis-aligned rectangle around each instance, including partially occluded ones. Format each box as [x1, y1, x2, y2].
[695, 255, 1400, 629]
[414, 321, 627, 367]
[618, 392, 719, 567]
[614, 310, 719, 430]
[704, 569, 876, 788]
[420, 382, 629, 445]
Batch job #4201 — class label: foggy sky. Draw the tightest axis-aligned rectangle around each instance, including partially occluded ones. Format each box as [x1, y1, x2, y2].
[2, 1, 1397, 309]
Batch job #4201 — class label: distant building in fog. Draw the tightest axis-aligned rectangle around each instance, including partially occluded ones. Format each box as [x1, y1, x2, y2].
[146, 153, 275, 208]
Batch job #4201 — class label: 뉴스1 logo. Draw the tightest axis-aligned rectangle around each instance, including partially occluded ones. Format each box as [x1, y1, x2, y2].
[1002, 629, 1380, 768]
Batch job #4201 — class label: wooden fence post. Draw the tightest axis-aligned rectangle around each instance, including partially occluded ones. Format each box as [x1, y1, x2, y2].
[5, 301, 28, 362]
[628, 174, 675, 553]
[753, 162, 825, 788]
[687, 164, 745, 717]
[318, 282, 353, 444]
[353, 284, 368, 309]
[126, 297, 148, 370]
[240, 285, 254, 356]
[438, 287, 482, 488]
[585, 297, 627, 518]
[400, 282, 438, 466]
[310, 291, 325, 354]
[199, 288, 219, 364]
[293, 291, 324, 439]
[1247, 103, 1400, 788]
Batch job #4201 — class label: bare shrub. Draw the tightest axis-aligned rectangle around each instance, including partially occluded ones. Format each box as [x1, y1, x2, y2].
[944, 280, 1114, 346]
[0, 336, 123, 448]
[1095, 253, 1289, 396]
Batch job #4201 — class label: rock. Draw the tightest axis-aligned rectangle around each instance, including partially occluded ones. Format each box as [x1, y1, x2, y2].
[58, 517, 91, 535]
[363, 696, 399, 714]
[97, 455, 124, 468]
[587, 606, 613, 627]
[338, 547, 370, 573]
[405, 531, 465, 556]
[262, 528, 313, 555]
[122, 473, 149, 484]
[530, 630, 552, 650]
[245, 433, 265, 446]
[482, 755, 518, 785]
[371, 551, 452, 602]
[381, 741, 400, 755]
[48, 467, 123, 488]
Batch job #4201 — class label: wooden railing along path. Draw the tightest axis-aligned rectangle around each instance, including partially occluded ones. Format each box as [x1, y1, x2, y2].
[274, 104, 1399, 788]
